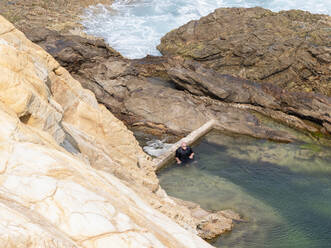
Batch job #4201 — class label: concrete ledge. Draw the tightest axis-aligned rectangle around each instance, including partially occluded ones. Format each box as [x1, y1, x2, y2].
[153, 119, 217, 172]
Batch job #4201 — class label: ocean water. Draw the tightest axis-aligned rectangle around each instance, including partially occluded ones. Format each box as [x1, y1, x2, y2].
[158, 131, 331, 248]
[82, 0, 330, 58]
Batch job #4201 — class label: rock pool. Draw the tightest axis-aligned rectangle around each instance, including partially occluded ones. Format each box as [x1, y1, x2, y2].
[158, 131, 331, 248]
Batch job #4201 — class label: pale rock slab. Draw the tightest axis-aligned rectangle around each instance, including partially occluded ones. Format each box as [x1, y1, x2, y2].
[0, 101, 212, 247]
[0, 15, 216, 248]
[0, 14, 158, 192]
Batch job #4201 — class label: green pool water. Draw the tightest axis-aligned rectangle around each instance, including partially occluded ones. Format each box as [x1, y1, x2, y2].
[158, 131, 331, 248]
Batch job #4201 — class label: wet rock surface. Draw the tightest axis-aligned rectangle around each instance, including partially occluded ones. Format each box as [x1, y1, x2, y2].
[166, 58, 331, 134]
[24, 27, 121, 73]
[22, 27, 331, 137]
[25, 27, 314, 142]
[158, 7, 331, 96]
[172, 197, 243, 240]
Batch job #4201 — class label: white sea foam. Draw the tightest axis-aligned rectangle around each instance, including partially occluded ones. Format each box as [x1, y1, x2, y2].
[82, 0, 224, 58]
[143, 139, 173, 157]
[82, 0, 330, 59]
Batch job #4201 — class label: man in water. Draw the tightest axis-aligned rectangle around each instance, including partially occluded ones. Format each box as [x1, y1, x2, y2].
[175, 142, 194, 164]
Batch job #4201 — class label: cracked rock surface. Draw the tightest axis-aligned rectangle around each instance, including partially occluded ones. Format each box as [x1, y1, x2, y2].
[158, 7, 331, 96]
[24, 27, 319, 141]
[24, 22, 331, 139]
[0, 15, 233, 247]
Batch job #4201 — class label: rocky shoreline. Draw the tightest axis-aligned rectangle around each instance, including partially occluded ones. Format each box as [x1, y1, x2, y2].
[1, 1, 330, 246]
[0, 1, 245, 243]
[0, 15, 235, 247]
[24, 25, 331, 140]
[3, 2, 329, 139]
[0, 0, 112, 34]
[158, 7, 331, 97]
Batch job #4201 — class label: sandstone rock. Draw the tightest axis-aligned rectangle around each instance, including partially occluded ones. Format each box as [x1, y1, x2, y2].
[24, 26, 327, 141]
[158, 7, 331, 96]
[0, 15, 236, 246]
[0, 198, 78, 248]
[0, 15, 159, 192]
[0, 37, 65, 143]
[172, 197, 243, 240]
[0, 102, 213, 247]
[4, 3, 330, 140]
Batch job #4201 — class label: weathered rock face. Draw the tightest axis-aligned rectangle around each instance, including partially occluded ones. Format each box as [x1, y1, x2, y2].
[25, 27, 312, 142]
[23, 27, 121, 73]
[2, 8, 328, 245]
[0, 103, 213, 247]
[24, 26, 331, 140]
[0, 37, 65, 144]
[0, 0, 113, 34]
[0, 15, 228, 247]
[73, 58, 300, 142]
[0, 20, 158, 192]
[166, 58, 331, 134]
[158, 7, 331, 96]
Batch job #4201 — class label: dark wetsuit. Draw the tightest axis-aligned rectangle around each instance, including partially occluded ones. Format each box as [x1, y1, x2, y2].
[175, 146, 194, 163]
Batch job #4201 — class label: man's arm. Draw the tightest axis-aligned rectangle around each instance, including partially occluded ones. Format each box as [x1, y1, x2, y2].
[175, 157, 182, 164]
[175, 149, 182, 164]
[189, 153, 194, 159]
[189, 147, 194, 159]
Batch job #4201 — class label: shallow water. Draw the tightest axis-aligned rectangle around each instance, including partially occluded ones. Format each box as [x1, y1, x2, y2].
[158, 131, 331, 248]
[82, 0, 331, 58]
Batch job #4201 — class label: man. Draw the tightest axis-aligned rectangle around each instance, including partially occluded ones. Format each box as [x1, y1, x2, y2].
[175, 142, 194, 164]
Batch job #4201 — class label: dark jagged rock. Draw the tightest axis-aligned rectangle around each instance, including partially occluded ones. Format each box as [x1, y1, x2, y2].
[26, 29, 290, 140]
[158, 7, 331, 96]
[23, 27, 121, 73]
[26, 26, 329, 139]
[166, 58, 331, 133]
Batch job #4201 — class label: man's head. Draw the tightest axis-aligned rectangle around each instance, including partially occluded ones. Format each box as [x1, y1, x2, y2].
[181, 142, 187, 150]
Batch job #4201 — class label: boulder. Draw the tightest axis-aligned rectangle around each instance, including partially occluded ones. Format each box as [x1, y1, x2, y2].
[171, 197, 243, 240]
[23, 27, 121, 73]
[158, 7, 331, 96]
